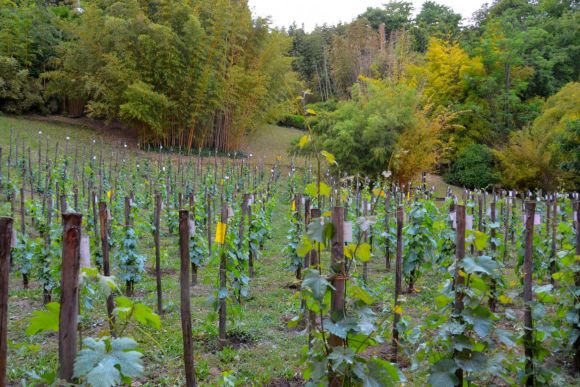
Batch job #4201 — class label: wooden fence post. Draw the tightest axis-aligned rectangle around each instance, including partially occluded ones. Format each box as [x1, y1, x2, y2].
[523, 201, 536, 386]
[453, 204, 466, 386]
[391, 206, 404, 363]
[179, 210, 196, 387]
[0, 217, 13, 386]
[98, 202, 115, 336]
[59, 213, 82, 382]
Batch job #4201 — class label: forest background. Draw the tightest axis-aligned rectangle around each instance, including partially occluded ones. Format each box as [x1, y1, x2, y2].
[0, 0, 578, 190]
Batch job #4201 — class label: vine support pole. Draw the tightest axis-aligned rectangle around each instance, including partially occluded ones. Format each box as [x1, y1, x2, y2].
[99, 202, 115, 336]
[453, 204, 466, 386]
[329, 206, 345, 346]
[362, 199, 369, 282]
[248, 198, 255, 279]
[58, 213, 82, 382]
[550, 197, 558, 286]
[391, 206, 404, 363]
[179, 210, 197, 387]
[154, 193, 163, 315]
[573, 201, 579, 373]
[124, 196, 134, 296]
[523, 201, 536, 386]
[489, 199, 498, 312]
[295, 193, 303, 280]
[384, 193, 391, 271]
[307, 208, 321, 349]
[218, 199, 229, 348]
[0, 217, 13, 387]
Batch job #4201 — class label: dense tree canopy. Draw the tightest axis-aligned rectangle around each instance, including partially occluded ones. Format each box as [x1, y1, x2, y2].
[289, 0, 579, 189]
[1, 0, 578, 189]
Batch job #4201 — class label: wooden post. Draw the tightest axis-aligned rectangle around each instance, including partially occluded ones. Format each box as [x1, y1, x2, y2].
[124, 196, 134, 296]
[489, 199, 498, 312]
[391, 206, 403, 363]
[19, 187, 28, 289]
[385, 193, 391, 271]
[205, 187, 212, 255]
[453, 204, 466, 386]
[179, 210, 197, 387]
[218, 200, 228, 347]
[0, 217, 13, 387]
[523, 201, 536, 386]
[574, 201, 580, 373]
[329, 207, 345, 347]
[307, 208, 321, 348]
[59, 213, 82, 382]
[189, 194, 198, 285]
[550, 198, 557, 285]
[362, 199, 369, 282]
[154, 193, 163, 315]
[503, 195, 510, 264]
[248, 200, 255, 279]
[295, 193, 303, 280]
[98, 202, 115, 336]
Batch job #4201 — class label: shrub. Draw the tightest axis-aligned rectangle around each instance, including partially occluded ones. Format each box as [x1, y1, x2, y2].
[276, 113, 306, 130]
[445, 144, 499, 189]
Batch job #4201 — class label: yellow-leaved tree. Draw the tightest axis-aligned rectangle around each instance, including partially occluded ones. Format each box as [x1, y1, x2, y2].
[408, 38, 485, 107]
[495, 82, 580, 191]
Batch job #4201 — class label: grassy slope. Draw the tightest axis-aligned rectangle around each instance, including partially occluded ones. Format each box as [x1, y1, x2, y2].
[0, 115, 304, 167]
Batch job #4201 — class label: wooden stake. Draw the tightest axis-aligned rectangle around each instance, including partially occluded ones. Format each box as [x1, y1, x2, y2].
[218, 199, 228, 347]
[391, 206, 403, 363]
[58, 213, 82, 382]
[453, 204, 466, 386]
[179, 210, 197, 386]
[574, 201, 580, 373]
[523, 201, 536, 386]
[329, 207, 345, 347]
[99, 202, 115, 336]
[154, 193, 163, 315]
[0, 217, 13, 387]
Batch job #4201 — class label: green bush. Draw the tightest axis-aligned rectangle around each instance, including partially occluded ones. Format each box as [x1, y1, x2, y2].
[277, 113, 306, 130]
[0, 56, 44, 114]
[445, 144, 499, 189]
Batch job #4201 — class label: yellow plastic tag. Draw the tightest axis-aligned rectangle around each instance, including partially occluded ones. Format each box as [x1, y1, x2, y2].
[107, 190, 112, 200]
[291, 200, 296, 212]
[407, 191, 410, 200]
[215, 222, 227, 244]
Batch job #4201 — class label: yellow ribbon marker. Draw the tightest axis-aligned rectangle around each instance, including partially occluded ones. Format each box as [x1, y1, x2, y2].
[107, 190, 112, 200]
[215, 222, 227, 244]
[291, 200, 296, 212]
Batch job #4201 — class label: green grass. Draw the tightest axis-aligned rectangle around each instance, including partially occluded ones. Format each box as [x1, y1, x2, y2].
[243, 124, 304, 166]
[0, 115, 304, 168]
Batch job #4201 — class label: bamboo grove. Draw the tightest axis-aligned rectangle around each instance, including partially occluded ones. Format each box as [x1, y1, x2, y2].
[0, 129, 578, 385]
[0, 0, 300, 151]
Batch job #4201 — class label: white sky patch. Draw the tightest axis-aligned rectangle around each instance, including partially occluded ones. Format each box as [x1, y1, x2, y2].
[248, 0, 488, 31]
